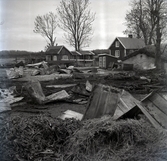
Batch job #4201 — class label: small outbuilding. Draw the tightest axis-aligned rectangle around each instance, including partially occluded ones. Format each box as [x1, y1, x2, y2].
[99, 54, 118, 68]
[122, 46, 156, 70]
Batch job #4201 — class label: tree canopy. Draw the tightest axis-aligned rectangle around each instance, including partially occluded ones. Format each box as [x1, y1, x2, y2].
[124, 0, 167, 45]
[57, 0, 95, 51]
[34, 12, 58, 50]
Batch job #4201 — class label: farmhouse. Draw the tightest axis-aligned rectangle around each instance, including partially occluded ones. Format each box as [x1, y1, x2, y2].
[108, 35, 145, 60]
[45, 45, 75, 67]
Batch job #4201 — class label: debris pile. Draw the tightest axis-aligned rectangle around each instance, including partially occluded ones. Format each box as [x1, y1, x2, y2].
[0, 114, 82, 161]
[64, 115, 167, 161]
[1, 114, 166, 161]
[6, 66, 24, 79]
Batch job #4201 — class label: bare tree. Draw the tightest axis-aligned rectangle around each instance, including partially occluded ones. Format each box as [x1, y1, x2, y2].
[34, 12, 58, 50]
[57, 0, 95, 51]
[124, 0, 167, 45]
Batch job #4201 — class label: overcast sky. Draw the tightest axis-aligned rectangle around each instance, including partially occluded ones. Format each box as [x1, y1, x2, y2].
[0, 0, 130, 52]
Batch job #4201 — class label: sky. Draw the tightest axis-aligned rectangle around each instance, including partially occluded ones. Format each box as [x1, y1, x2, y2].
[0, 0, 131, 52]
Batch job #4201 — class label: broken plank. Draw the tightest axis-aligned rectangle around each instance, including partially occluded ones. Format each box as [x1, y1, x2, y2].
[114, 90, 140, 120]
[135, 102, 165, 132]
[46, 84, 76, 88]
[142, 99, 167, 129]
[157, 92, 167, 101]
[148, 93, 167, 115]
[44, 90, 70, 103]
[83, 84, 119, 120]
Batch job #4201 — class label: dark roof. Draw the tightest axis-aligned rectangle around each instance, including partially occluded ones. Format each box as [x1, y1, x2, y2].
[92, 49, 110, 55]
[46, 46, 63, 53]
[122, 45, 156, 61]
[98, 54, 118, 59]
[109, 37, 145, 50]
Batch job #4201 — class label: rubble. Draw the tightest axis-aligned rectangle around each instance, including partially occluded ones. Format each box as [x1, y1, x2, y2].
[6, 66, 24, 79]
[46, 84, 76, 88]
[83, 84, 120, 120]
[0, 87, 24, 112]
[119, 90, 167, 132]
[25, 80, 70, 104]
[59, 110, 83, 120]
[1, 64, 167, 161]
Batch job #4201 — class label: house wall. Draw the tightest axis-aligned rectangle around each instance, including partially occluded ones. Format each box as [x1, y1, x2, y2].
[74, 54, 94, 67]
[58, 47, 74, 60]
[109, 38, 125, 60]
[123, 54, 155, 70]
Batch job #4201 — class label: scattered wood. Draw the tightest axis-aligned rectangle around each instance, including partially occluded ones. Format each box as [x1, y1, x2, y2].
[72, 98, 88, 104]
[44, 90, 70, 104]
[59, 110, 83, 120]
[25, 80, 70, 105]
[46, 84, 76, 88]
[24, 80, 46, 104]
[71, 83, 90, 96]
[113, 90, 140, 120]
[83, 84, 120, 120]
[86, 80, 93, 92]
[116, 89, 167, 131]
[0, 102, 11, 113]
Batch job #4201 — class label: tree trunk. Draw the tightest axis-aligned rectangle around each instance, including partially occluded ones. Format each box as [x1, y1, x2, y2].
[155, 13, 162, 70]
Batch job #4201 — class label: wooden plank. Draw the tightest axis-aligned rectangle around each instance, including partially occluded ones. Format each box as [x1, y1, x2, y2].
[148, 93, 167, 115]
[121, 90, 137, 108]
[142, 99, 167, 129]
[117, 98, 129, 113]
[46, 84, 76, 88]
[135, 102, 165, 131]
[83, 84, 119, 120]
[114, 90, 140, 119]
[113, 107, 124, 119]
[158, 92, 167, 101]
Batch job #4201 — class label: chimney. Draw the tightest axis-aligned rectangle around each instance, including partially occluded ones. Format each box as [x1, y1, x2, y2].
[128, 34, 133, 38]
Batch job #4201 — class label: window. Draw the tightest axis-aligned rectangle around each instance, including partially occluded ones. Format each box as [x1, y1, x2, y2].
[115, 50, 120, 58]
[46, 55, 52, 61]
[62, 55, 68, 60]
[115, 41, 119, 47]
[53, 55, 57, 61]
[124, 49, 127, 57]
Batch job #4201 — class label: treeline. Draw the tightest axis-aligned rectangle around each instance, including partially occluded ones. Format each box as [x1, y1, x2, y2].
[0, 50, 44, 57]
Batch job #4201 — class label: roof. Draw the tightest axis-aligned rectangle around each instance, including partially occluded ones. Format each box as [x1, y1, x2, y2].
[71, 50, 95, 56]
[98, 54, 118, 59]
[46, 46, 63, 53]
[122, 45, 156, 61]
[46, 45, 73, 56]
[92, 49, 110, 55]
[109, 37, 145, 50]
